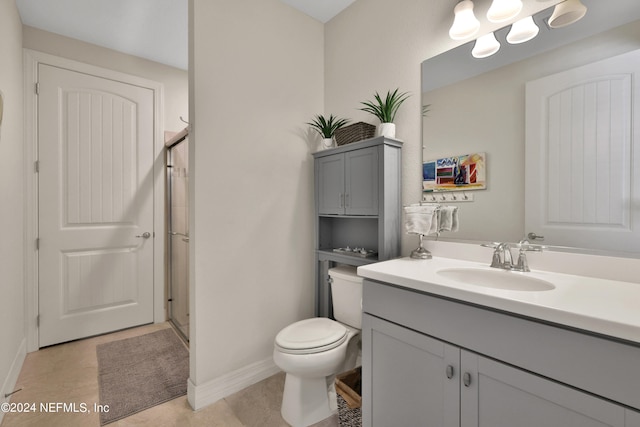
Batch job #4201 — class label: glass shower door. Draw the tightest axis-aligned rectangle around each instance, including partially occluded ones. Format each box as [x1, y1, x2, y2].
[167, 137, 189, 340]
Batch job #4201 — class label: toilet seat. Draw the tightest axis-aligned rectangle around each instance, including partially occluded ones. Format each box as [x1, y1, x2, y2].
[275, 318, 348, 355]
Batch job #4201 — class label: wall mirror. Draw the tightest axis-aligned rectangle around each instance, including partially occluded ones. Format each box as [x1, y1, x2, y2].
[421, 0, 640, 256]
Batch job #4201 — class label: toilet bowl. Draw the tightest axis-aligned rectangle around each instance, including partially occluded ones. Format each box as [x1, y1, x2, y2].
[273, 266, 363, 427]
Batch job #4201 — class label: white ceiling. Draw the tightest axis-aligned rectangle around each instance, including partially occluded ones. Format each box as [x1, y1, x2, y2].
[280, 0, 355, 23]
[15, 0, 355, 71]
[17, 0, 188, 70]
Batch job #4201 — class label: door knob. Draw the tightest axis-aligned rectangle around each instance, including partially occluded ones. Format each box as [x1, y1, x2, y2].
[135, 232, 151, 239]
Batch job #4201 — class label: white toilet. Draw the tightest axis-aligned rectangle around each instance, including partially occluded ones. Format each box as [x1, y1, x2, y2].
[273, 266, 363, 427]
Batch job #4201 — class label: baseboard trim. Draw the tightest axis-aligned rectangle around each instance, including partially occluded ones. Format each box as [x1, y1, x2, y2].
[187, 357, 280, 410]
[0, 338, 27, 424]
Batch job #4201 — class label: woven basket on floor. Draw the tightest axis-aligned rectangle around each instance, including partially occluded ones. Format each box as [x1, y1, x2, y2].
[335, 122, 376, 146]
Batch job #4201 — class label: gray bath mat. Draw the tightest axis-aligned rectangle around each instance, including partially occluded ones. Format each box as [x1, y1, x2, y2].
[96, 328, 189, 425]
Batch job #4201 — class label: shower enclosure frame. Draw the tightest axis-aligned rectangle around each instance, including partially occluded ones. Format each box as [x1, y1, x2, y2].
[165, 128, 190, 342]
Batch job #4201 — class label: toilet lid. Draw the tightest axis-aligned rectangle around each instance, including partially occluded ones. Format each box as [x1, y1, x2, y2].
[275, 318, 348, 354]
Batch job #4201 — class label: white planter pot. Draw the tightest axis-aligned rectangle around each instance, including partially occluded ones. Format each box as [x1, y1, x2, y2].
[377, 123, 396, 138]
[322, 138, 334, 149]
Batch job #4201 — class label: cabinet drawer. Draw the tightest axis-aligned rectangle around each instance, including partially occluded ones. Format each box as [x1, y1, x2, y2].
[363, 279, 640, 410]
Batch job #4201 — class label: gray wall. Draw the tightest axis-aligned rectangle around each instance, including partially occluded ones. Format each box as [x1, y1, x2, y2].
[188, 0, 323, 406]
[0, 0, 25, 417]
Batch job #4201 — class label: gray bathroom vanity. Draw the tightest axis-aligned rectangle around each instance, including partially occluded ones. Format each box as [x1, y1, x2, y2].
[359, 257, 640, 427]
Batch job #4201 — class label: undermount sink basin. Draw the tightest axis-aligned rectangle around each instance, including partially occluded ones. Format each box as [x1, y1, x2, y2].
[437, 268, 555, 292]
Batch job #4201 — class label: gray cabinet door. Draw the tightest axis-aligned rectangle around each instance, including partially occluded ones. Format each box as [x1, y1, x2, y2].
[317, 146, 379, 216]
[626, 410, 640, 427]
[461, 350, 627, 427]
[363, 314, 459, 427]
[317, 154, 344, 215]
[345, 146, 379, 215]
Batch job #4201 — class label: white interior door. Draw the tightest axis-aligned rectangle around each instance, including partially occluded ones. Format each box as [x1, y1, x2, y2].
[38, 63, 155, 347]
[525, 49, 640, 253]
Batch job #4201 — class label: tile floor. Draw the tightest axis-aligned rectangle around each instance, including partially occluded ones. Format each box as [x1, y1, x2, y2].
[0, 323, 339, 427]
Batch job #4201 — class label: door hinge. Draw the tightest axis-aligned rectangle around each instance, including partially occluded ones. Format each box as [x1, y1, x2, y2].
[35, 82, 40, 95]
[34, 160, 39, 173]
[36, 315, 40, 328]
[35, 237, 39, 251]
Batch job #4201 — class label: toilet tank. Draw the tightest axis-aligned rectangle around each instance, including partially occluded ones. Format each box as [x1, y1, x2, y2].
[329, 266, 363, 329]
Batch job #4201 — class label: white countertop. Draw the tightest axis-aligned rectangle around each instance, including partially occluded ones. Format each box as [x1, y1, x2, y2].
[357, 257, 640, 344]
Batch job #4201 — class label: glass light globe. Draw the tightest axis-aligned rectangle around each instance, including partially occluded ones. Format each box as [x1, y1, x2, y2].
[487, 0, 523, 23]
[548, 0, 587, 28]
[472, 32, 501, 58]
[449, 0, 480, 40]
[507, 16, 539, 44]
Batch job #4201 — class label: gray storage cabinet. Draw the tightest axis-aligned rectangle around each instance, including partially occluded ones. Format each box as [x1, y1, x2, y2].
[313, 136, 402, 317]
[317, 145, 379, 216]
[362, 279, 640, 427]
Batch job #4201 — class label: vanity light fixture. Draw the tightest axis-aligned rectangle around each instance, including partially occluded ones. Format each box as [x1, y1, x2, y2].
[486, 0, 523, 23]
[548, 0, 587, 29]
[472, 32, 501, 58]
[449, 0, 480, 40]
[506, 15, 539, 44]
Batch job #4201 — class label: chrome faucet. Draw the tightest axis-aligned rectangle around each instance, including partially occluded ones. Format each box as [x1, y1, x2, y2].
[481, 240, 545, 272]
[489, 242, 515, 270]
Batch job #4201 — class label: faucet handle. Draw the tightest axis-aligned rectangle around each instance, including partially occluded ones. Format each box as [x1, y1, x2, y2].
[514, 242, 545, 272]
[480, 242, 501, 249]
[516, 250, 530, 272]
[518, 242, 546, 252]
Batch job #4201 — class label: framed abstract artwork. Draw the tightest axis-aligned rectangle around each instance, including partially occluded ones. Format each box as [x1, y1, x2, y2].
[423, 152, 486, 192]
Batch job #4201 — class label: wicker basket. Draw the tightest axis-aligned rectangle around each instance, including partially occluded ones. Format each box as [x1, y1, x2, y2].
[335, 122, 376, 146]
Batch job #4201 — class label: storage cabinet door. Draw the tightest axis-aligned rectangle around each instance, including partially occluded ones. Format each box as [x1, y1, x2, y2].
[626, 410, 640, 427]
[363, 314, 459, 427]
[345, 147, 379, 215]
[461, 351, 627, 427]
[317, 154, 345, 215]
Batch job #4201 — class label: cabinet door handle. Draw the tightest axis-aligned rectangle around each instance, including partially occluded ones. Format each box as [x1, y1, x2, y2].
[463, 372, 472, 387]
[446, 365, 455, 379]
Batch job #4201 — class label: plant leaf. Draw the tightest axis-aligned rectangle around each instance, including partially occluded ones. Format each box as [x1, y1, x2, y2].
[360, 88, 410, 123]
[306, 114, 351, 138]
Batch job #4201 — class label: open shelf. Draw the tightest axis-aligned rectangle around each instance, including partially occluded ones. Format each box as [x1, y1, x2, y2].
[316, 249, 379, 266]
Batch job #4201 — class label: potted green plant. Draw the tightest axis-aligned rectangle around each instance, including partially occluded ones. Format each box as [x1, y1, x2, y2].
[307, 114, 350, 149]
[359, 88, 410, 138]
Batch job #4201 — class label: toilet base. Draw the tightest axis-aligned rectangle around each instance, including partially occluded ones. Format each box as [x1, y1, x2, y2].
[281, 373, 336, 427]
